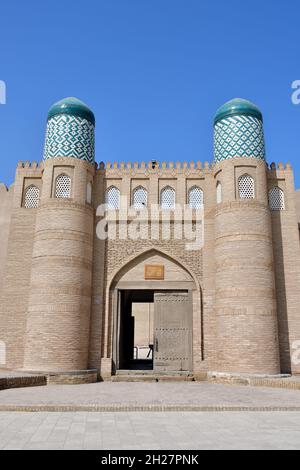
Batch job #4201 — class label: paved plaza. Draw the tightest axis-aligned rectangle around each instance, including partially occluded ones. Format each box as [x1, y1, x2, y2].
[1, 382, 300, 449]
[1, 382, 300, 410]
[0, 411, 300, 450]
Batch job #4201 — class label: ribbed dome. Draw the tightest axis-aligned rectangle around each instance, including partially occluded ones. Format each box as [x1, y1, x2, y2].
[214, 98, 263, 125]
[47, 97, 95, 125]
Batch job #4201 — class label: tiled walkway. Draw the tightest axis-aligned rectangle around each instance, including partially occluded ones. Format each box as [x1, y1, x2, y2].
[0, 411, 300, 450]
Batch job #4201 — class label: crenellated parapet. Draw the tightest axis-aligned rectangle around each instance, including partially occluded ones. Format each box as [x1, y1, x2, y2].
[17, 160, 43, 170]
[0, 183, 12, 194]
[268, 161, 292, 172]
[97, 160, 212, 178]
[98, 160, 212, 170]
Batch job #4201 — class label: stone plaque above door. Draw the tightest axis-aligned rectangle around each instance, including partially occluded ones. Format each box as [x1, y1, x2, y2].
[145, 265, 165, 280]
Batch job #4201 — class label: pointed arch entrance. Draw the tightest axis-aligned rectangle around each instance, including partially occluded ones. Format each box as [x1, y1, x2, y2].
[107, 249, 201, 375]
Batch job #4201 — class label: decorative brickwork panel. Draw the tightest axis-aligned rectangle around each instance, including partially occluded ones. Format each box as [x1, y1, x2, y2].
[106, 239, 203, 283]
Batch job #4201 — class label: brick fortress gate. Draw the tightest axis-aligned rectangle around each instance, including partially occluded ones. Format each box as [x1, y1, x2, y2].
[0, 97, 300, 382]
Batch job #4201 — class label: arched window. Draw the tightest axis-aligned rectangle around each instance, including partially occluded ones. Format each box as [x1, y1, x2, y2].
[188, 186, 203, 209]
[269, 187, 285, 211]
[105, 186, 120, 210]
[238, 174, 255, 199]
[160, 186, 175, 209]
[133, 186, 147, 209]
[86, 181, 92, 204]
[55, 174, 71, 199]
[24, 185, 40, 208]
[216, 181, 222, 204]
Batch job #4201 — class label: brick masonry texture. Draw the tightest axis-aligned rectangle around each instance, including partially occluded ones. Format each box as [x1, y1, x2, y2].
[0, 157, 299, 379]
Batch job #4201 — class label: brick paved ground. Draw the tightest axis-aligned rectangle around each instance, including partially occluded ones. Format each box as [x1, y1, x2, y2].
[1, 382, 300, 410]
[0, 411, 300, 450]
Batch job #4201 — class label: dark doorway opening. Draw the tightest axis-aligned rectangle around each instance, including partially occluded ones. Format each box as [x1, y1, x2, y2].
[118, 290, 154, 370]
[114, 288, 193, 374]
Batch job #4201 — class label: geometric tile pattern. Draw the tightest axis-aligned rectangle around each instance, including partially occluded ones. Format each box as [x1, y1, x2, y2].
[24, 186, 40, 208]
[188, 186, 203, 209]
[161, 186, 176, 209]
[55, 174, 71, 199]
[43, 114, 95, 163]
[238, 174, 255, 199]
[133, 186, 148, 209]
[269, 187, 285, 211]
[106, 186, 120, 210]
[214, 115, 265, 162]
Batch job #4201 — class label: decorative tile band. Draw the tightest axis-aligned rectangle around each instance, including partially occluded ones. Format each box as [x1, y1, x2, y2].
[43, 114, 95, 163]
[214, 115, 265, 162]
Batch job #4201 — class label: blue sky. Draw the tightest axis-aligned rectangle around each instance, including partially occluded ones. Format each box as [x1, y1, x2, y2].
[0, 0, 299, 188]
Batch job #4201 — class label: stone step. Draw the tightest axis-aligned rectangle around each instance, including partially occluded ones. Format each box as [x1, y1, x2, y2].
[111, 374, 195, 382]
[0, 373, 47, 391]
[116, 369, 192, 376]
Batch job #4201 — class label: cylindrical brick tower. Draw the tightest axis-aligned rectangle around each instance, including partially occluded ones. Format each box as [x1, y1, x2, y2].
[214, 98, 280, 374]
[24, 98, 95, 372]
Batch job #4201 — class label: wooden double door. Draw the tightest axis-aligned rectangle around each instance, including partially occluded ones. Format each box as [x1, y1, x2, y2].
[114, 290, 193, 373]
[153, 292, 192, 372]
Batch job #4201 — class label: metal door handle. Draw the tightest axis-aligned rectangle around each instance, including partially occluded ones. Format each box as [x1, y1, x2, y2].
[155, 338, 159, 352]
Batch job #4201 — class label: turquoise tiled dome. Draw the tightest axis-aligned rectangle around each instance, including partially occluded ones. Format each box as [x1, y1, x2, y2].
[214, 98, 263, 125]
[43, 97, 95, 163]
[47, 97, 95, 125]
[214, 98, 265, 163]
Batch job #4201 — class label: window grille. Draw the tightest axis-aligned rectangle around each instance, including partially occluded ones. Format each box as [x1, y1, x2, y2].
[238, 174, 255, 199]
[216, 181, 222, 204]
[55, 175, 71, 199]
[269, 187, 285, 211]
[24, 185, 39, 208]
[105, 186, 120, 210]
[188, 186, 203, 209]
[133, 186, 147, 209]
[161, 186, 175, 209]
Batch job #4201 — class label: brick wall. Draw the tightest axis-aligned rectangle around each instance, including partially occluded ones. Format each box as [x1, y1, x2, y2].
[0, 158, 299, 376]
[0, 183, 13, 299]
[268, 165, 300, 374]
[0, 162, 42, 369]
